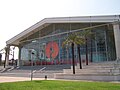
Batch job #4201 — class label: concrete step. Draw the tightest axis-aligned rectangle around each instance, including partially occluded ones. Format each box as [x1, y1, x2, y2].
[54, 61, 120, 81]
[76, 64, 114, 67]
[74, 66, 114, 70]
[63, 69, 111, 74]
[110, 69, 120, 75]
[1, 69, 62, 78]
[54, 73, 120, 81]
[0, 72, 54, 78]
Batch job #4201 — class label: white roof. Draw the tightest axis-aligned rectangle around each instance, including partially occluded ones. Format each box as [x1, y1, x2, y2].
[6, 15, 120, 46]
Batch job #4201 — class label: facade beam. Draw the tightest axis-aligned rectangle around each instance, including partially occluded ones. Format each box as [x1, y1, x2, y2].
[113, 22, 120, 59]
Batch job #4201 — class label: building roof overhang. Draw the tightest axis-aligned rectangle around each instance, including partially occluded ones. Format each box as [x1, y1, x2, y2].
[6, 15, 120, 46]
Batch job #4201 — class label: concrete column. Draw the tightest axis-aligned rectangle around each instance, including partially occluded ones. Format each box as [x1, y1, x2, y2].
[113, 22, 120, 59]
[18, 46, 22, 67]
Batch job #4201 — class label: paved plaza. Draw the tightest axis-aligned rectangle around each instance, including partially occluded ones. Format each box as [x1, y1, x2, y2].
[0, 76, 56, 83]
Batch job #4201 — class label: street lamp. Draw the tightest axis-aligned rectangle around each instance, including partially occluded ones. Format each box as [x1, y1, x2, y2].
[30, 40, 36, 81]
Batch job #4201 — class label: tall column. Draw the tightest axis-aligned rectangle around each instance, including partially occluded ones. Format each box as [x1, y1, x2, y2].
[113, 22, 120, 59]
[18, 46, 22, 67]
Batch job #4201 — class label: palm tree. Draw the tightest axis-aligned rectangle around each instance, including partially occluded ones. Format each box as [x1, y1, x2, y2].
[62, 32, 85, 74]
[77, 44, 82, 69]
[0, 46, 10, 68]
[4, 46, 10, 68]
[79, 30, 93, 65]
[0, 47, 6, 67]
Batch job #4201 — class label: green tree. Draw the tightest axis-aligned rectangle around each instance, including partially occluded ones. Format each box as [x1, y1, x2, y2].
[62, 32, 85, 74]
[79, 30, 94, 65]
[4, 46, 10, 68]
[0, 46, 10, 68]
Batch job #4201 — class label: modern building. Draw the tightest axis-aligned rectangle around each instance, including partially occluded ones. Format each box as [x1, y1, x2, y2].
[6, 15, 120, 66]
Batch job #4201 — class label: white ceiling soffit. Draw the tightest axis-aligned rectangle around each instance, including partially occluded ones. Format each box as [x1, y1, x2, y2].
[6, 15, 120, 46]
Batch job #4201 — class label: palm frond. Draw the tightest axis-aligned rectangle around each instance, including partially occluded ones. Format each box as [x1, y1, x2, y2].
[62, 32, 85, 48]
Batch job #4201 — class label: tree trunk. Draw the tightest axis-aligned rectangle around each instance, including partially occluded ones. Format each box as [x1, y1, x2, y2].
[72, 43, 75, 74]
[4, 50, 7, 68]
[4, 47, 9, 68]
[90, 39, 93, 62]
[77, 44, 82, 69]
[86, 38, 88, 65]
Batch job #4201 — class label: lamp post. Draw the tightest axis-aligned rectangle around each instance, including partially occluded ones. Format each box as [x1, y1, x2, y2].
[30, 40, 37, 81]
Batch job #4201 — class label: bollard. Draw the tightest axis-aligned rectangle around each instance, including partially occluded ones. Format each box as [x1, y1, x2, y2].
[45, 75, 47, 80]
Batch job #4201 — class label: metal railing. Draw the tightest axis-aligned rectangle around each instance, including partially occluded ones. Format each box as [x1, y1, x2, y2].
[30, 67, 46, 81]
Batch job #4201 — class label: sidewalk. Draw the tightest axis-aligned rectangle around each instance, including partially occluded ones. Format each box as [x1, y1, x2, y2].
[0, 76, 120, 83]
[0, 66, 4, 69]
[0, 76, 55, 83]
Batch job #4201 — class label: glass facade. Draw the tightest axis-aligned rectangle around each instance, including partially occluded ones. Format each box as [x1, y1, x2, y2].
[20, 23, 116, 66]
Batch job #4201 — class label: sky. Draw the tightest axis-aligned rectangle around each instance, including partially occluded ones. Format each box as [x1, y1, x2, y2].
[0, 0, 120, 59]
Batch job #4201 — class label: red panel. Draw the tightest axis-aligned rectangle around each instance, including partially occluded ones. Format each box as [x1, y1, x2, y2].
[45, 41, 59, 59]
